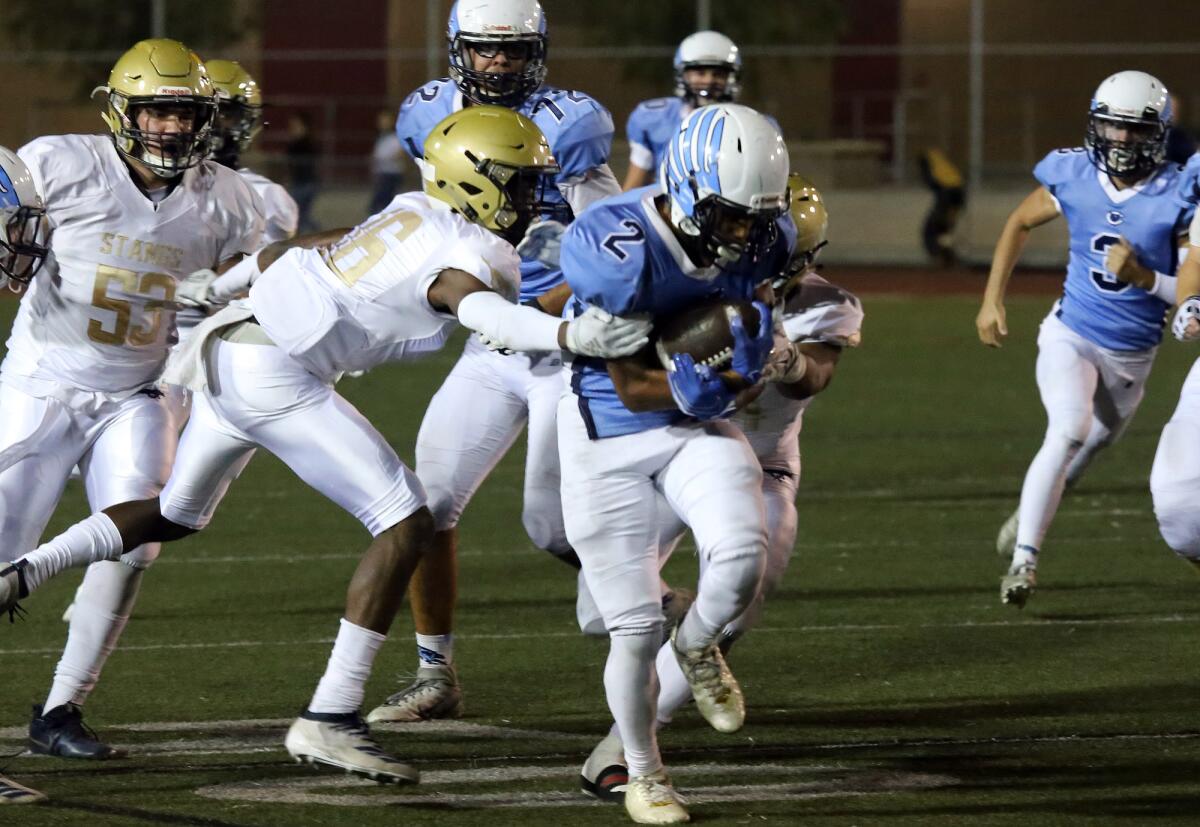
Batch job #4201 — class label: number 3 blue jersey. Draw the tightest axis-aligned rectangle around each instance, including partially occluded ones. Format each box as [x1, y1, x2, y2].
[1035, 148, 1193, 351]
[561, 186, 794, 440]
[396, 79, 614, 303]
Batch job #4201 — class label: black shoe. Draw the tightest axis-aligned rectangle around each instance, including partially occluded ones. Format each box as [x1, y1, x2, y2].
[28, 703, 126, 760]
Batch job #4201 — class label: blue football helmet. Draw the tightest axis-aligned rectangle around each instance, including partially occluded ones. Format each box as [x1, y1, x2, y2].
[0, 147, 49, 286]
[661, 104, 789, 269]
[447, 0, 548, 108]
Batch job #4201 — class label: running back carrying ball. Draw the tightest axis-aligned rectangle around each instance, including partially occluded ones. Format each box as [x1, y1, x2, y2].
[654, 299, 761, 370]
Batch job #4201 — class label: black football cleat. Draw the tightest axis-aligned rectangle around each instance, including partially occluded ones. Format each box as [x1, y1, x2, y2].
[28, 703, 126, 760]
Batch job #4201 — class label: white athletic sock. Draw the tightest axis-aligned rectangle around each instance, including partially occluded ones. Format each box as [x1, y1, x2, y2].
[44, 561, 143, 710]
[415, 632, 453, 668]
[605, 630, 662, 778]
[1016, 432, 1082, 552]
[21, 514, 125, 593]
[653, 640, 693, 726]
[308, 619, 387, 715]
[1011, 544, 1039, 571]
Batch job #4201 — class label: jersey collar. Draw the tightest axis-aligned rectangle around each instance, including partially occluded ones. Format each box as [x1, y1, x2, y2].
[1096, 165, 1161, 204]
[638, 189, 720, 281]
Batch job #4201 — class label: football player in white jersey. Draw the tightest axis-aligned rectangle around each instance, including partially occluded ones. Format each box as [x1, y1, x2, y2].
[976, 71, 1192, 608]
[0, 106, 651, 784]
[0, 38, 266, 760]
[369, 0, 624, 725]
[0, 146, 51, 806]
[578, 177, 864, 806]
[1152, 161, 1200, 567]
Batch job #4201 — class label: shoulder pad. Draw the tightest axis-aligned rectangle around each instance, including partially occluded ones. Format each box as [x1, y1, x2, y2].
[1176, 154, 1200, 205]
[396, 80, 457, 160]
[1033, 147, 1091, 190]
[779, 273, 864, 346]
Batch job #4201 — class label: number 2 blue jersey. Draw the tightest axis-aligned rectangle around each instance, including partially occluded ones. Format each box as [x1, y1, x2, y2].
[561, 186, 794, 440]
[1035, 148, 1192, 351]
[396, 79, 614, 303]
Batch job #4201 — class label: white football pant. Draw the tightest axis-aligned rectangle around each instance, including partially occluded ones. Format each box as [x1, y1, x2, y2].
[1151, 358, 1200, 560]
[0, 380, 173, 709]
[1015, 312, 1154, 553]
[159, 336, 425, 536]
[416, 335, 567, 554]
[559, 395, 766, 776]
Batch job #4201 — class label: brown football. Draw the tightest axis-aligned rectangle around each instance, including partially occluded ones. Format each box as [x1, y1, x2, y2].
[653, 300, 760, 371]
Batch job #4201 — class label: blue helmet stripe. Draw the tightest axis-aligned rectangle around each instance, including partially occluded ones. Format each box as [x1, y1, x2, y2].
[0, 167, 18, 209]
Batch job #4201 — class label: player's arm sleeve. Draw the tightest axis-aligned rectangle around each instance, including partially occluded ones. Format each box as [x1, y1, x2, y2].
[262, 183, 299, 243]
[780, 278, 865, 346]
[395, 92, 434, 161]
[625, 105, 654, 171]
[17, 138, 64, 227]
[223, 181, 267, 261]
[556, 164, 621, 215]
[1032, 150, 1080, 214]
[552, 100, 615, 183]
[558, 213, 643, 316]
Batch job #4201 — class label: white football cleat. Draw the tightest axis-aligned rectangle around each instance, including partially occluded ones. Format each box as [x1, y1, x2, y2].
[671, 629, 745, 733]
[580, 729, 628, 802]
[1000, 565, 1037, 608]
[366, 664, 463, 723]
[624, 770, 689, 824]
[995, 509, 1019, 558]
[0, 773, 46, 805]
[285, 711, 419, 784]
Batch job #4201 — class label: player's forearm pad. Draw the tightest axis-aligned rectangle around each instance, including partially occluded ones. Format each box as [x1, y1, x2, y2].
[456, 290, 563, 354]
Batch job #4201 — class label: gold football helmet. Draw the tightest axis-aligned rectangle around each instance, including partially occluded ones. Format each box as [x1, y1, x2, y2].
[422, 105, 559, 244]
[205, 59, 264, 168]
[94, 38, 216, 178]
[788, 174, 828, 264]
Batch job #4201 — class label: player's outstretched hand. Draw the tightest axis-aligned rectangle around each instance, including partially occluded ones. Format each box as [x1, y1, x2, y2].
[976, 301, 1008, 347]
[175, 268, 219, 309]
[729, 301, 773, 383]
[667, 353, 735, 419]
[1172, 295, 1200, 342]
[564, 306, 652, 358]
[1105, 236, 1155, 289]
[516, 219, 567, 269]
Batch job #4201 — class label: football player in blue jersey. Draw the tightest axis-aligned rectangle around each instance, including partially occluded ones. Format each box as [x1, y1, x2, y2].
[976, 71, 1194, 608]
[1151, 158, 1200, 569]
[558, 103, 790, 824]
[367, 0, 624, 724]
[622, 30, 741, 191]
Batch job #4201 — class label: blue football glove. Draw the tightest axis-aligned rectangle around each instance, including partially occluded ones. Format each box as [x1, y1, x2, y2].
[729, 301, 774, 384]
[668, 353, 735, 420]
[515, 219, 566, 269]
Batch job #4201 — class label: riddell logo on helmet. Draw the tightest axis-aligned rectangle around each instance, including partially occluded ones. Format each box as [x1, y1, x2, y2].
[482, 24, 516, 32]
[155, 86, 194, 96]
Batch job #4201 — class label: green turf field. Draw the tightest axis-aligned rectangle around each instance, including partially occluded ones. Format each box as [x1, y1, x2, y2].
[3, 290, 1199, 825]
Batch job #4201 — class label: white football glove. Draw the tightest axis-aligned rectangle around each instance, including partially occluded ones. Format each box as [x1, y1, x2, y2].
[762, 341, 809, 384]
[1172, 295, 1200, 342]
[516, 219, 567, 269]
[174, 268, 219, 309]
[564, 306, 652, 358]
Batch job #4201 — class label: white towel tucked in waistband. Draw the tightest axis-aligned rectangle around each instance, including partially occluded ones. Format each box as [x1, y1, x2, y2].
[162, 301, 256, 392]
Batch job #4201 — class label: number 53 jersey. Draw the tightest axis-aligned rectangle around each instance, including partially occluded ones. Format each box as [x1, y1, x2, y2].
[4, 134, 265, 398]
[1035, 148, 1193, 351]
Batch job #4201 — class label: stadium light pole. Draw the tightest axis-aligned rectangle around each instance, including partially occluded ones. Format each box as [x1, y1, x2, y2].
[968, 0, 984, 197]
[426, 0, 441, 82]
[151, 0, 167, 39]
[697, 0, 712, 30]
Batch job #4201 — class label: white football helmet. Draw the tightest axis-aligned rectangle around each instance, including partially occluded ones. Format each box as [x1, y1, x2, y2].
[447, 0, 548, 107]
[0, 146, 49, 286]
[674, 31, 741, 105]
[661, 104, 789, 269]
[1086, 70, 1171, 179]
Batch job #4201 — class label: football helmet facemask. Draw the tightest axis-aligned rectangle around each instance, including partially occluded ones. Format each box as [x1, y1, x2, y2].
[1086, 70, 1171, 180]
[674, 31, 741, 106]
[205, 59, 264, 169]
[662, 104, 789, 269]
[0, 146, 49, 286]
[423, 105, 560, 245]
[447, 0, 548, 108]
[94, 39, 216, 179]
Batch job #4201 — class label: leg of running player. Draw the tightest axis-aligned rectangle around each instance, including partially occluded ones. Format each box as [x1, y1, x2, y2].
[1151, 360, 1200, 567]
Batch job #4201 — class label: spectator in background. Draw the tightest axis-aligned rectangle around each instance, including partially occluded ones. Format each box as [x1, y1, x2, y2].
[368, 110, 406, 215]
[918, 147, 966, 268]
[1166, 93, 1196, 164]
[285, 112, 320, 233]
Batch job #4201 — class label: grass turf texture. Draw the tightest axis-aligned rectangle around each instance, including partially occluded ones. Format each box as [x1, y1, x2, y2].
[2, 288, 1199, 825]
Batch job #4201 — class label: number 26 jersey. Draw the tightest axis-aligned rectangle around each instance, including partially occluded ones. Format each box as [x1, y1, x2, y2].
[4, 134, 265, 397]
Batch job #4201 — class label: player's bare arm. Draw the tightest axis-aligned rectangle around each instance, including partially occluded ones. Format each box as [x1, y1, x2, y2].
[622, 163, 653, 191]
[534, 281, 573, 317]
[977, 185, 1060, 347]
[772, 341, 842, 401]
